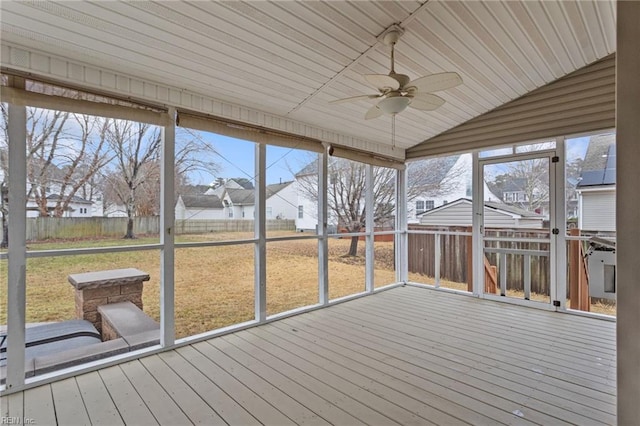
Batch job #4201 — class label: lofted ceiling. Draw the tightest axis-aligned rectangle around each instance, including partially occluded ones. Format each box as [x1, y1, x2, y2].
[0, 0, 616, 156]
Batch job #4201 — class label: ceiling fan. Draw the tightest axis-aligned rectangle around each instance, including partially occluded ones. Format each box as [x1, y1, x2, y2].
[330, 25, 462, 120]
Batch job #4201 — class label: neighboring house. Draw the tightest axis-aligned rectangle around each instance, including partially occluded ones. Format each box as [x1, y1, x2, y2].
[487, 173, 549, 218]
[222, 188, 255, 219]
[103, 203, 128, 218]
[577, 133, 616, 232]
[205, 178, 253, 198]
[408, 154, 500, 223]
[175, 194, 224, 220]
[294, 161, 321, 232]
[195, 179, 297, 221]
[418, 198, 544, 228]
[499, 178, 529, 204]
[25, 194, 93, 218]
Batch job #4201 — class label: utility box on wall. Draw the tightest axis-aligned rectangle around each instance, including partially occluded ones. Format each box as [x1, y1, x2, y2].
[588, 250, 616, 301]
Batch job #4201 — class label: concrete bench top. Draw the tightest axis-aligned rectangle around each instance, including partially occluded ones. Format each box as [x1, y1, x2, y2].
[98, 302, 159, 337]
[68, 268, 150, 290]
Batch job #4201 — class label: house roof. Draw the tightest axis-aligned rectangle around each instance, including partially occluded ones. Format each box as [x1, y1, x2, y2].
[577, 134, 616, 188]
[226, 188, 255, 205]
[295, 160, 318, 178]
[226, 181, 293, 205]
[45, 194, 92, 204]
[419, 198, 544, 219]
[408, 155, 460, 186]
[0, 2, 614, 156]
[180, 194, 223, 209]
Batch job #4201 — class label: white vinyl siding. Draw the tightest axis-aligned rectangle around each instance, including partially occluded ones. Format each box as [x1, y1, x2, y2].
[419, 199, 543, 228]
[579, 189, 616, 232]
[407, 55, 615, 158]
[419, 201, 473, 227]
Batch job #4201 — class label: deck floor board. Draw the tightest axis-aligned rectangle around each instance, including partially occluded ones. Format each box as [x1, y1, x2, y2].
[2, 286, 617, 425]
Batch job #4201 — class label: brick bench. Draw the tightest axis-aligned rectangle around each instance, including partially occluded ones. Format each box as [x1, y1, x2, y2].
[98, 302, 159, 350]
[68, 268, 150, 333]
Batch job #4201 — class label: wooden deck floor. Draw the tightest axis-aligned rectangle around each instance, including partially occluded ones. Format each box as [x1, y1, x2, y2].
[1, 285, 616, 425]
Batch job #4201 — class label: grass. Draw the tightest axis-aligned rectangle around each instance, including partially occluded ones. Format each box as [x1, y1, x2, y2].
[0, 232, 397, 338]
[0, 232, 616, 340]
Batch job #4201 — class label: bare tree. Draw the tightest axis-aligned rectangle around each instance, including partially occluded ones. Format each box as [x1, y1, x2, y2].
[489, 159, 550, 213]
[296, 157, 395, 256]
[295, 155, 467, 256]
[49, 115, 113, 217]
[103, 120, 161, 238]
[102, 122, 219, 238]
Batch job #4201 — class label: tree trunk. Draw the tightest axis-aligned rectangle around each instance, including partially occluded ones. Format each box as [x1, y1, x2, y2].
[0, 216, 8, 248]
[348, 235, 359, 256]
[124, 216, 136, 239]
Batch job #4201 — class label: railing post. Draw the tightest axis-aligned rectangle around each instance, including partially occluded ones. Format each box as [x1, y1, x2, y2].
[524, 254, 531, 300]
[434, 233, 441, 288]
[465, 226, 473, 292]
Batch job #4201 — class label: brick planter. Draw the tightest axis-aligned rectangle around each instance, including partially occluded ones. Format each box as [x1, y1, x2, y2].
[68, 268, 150, 333]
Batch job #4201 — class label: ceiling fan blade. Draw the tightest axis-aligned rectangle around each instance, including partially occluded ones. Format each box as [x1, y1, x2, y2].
[409, 93, 446, 111]
[364, 105, 383, 120]
[329, 94, 381, 104]
[364, 74, 400, 91]
[408, 72, 462, 93]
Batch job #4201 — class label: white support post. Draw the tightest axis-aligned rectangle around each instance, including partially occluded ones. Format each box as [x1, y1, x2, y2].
[616, 1, 640, 422]
[395, 168, 408, 283]
[472, 152, 484, 296]
[6, 77, 27, 390]
[318, 151, 329, 304]
[159, 108, 175, 348]
[554, 137, 566, 309]
[365, 165, 374, 292]
[255, 144, 267, 321]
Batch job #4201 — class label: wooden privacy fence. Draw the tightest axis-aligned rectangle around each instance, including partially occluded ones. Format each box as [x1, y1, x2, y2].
[408, 225, 551, 295]
[408, 226, 471, 285]
[20, 217, 295, 241]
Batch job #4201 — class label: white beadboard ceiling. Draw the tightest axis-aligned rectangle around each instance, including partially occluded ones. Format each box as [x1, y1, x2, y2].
[0, 0, 616, 155]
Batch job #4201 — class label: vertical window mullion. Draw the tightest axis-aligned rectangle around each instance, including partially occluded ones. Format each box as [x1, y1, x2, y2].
[6, 77, 27, 390]
[318, 151, 329, 304]
[160, 108, 175, 347]
[254, 144, 266, 321]
[365, 164, 374, 292]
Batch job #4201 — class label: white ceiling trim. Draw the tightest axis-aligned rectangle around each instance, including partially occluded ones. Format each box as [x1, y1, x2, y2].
[1, 43, 404, 160]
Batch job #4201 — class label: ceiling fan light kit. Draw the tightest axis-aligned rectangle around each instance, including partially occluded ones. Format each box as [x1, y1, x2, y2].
[330, 24, 462, 121]
[377, 95, 411, 115]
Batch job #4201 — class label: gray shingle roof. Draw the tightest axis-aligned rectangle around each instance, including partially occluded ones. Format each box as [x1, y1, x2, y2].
[577, 134, 616, 188]
[226, 181, 292, 205]
[180, 194, 223, 209]
[46, 194, 92, 204]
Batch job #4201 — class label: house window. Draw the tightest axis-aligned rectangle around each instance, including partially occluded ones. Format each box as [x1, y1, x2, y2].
[228, 209, 233, 218]
[266, 206, 273, 218]
[298, 205, 304, 219]
[425, 200, 435, 210]
[416, 200, 425, 214]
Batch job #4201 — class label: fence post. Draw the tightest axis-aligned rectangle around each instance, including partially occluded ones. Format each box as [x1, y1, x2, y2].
[569, 228, 590, 311]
